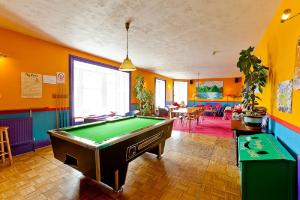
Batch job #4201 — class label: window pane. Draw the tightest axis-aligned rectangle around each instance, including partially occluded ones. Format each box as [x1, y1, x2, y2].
[73, 60, 129, 117]
[155, 79, 166, 108]
[174, 81, 188, 105]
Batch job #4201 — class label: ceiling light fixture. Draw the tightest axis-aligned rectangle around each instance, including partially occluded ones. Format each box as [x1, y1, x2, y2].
[212, 50, 220, 55]
[281, 9, 300, 23]
[119, 21, 136, 71]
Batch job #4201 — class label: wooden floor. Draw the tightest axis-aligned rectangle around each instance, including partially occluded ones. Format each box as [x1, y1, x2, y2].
[0, 131, 241, 200]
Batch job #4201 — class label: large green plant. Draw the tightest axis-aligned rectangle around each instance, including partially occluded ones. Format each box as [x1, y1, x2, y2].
[134, 75, 154, 116]
[237, 47, 268, 115]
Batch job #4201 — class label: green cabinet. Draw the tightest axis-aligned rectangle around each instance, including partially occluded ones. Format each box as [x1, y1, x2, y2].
[238, 134, 296, 200]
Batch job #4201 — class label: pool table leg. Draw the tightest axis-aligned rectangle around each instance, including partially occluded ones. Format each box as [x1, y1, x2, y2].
[95, 149, 101, 182]
[114, 170, 120, 192]
[157, 143, 162, 159]
[147, 141, 166, 159]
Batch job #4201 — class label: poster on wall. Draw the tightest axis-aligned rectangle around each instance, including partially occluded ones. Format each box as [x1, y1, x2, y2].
[196, 81, 223, 99]
[277, 80, 293, 113]
[21, 72, 42, 98]
[293, 36, 300, 90]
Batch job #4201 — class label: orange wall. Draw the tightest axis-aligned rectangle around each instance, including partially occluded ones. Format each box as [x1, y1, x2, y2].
[0, 28, 173, 110]
[184, 77, 242, 102]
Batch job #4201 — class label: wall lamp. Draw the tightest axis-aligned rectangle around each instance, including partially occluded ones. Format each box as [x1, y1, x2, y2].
[0, 53, 7, 58]
[281, 9, 300, 23]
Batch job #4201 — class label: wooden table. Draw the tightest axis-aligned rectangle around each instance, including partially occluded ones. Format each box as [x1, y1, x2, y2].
[172, 108, 202, 132]
[231, 119, 262, 166]
[168, 105, 178, 118]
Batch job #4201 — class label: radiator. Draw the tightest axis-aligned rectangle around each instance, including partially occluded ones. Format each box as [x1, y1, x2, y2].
[0, 117, 34, 154]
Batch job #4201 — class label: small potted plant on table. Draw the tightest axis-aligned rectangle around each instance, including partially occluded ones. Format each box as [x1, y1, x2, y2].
[237, 47, 268, 129]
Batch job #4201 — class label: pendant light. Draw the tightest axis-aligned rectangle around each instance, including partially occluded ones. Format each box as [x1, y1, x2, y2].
[119, 21, 136, 71]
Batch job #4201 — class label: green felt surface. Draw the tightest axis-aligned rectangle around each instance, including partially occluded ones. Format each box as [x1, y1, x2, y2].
[239, 134, 295, 161]
[64, 117, 164, 143]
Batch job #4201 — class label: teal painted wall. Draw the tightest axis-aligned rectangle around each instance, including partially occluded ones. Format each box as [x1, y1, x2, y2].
[269, 118, 300, 155]
[0, 110, 69, 143]
[187, 101, 240, 107]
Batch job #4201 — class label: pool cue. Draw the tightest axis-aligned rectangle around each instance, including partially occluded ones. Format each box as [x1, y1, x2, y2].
[60, 85, 64, 128]
[59, 85, 62, 128]
[64, 85, 68, 127]
[63, 85, 66, 127]
[58, 85, 60, 128]
[60, 85, 63, 128]
[55, 85, 59, 128]
[61, 85, 64, 127]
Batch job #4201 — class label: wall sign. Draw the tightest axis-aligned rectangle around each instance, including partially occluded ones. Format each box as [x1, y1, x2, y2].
[21, 72, 42, 98]
[43, 75, 56, 84]
[56, 72, 65, 84]
[277, 80, 293, 113]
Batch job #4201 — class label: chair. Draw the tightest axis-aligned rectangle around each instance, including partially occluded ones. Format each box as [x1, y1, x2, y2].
[183, 108, 196, 132]
[196, 107, 205, 123]
[223, 106, 233, 120]
[125, 110, 140, 116]
[204, 104, 216, 118]
[214, 104, 223, 117]
[215, 104, 222, 109]
[158, 107, 169, 118]
[0, 127, 13, 165]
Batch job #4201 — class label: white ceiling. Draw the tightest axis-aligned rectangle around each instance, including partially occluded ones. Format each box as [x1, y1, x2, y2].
[0, 0, 280, 79]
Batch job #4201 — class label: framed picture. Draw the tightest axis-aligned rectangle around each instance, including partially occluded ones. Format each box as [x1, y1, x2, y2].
[196, 81, 223, 99]
[277, 80, 293, 113]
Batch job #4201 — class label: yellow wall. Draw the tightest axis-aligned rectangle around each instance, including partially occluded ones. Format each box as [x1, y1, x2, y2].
[183, 77, 242, 102]
[255, 0, 300, 127]
[0, 28, 173, 110]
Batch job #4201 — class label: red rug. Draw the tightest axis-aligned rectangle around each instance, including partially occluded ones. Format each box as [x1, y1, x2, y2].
[172, 116, 233, 138]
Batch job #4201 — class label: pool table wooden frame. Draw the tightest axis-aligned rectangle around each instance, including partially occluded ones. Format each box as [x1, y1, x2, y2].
[48, 116, 174, 192]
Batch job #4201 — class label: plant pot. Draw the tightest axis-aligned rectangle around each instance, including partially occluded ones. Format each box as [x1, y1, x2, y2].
[243, 115, 263, 130]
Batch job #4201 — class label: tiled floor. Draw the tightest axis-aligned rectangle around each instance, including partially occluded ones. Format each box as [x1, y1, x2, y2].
[0, 131, 241, 200]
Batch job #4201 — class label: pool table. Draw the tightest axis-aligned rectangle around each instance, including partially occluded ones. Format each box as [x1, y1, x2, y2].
[48, 116, 174, 192]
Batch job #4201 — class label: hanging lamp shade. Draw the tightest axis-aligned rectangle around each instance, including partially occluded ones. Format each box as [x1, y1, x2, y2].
[119, 21, 136, 71]
[119, 56, 136, 71]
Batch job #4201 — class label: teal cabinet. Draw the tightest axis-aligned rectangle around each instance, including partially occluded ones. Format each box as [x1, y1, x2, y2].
[238, 134, 296, 200]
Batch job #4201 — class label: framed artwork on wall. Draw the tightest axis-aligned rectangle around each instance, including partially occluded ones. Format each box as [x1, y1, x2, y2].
[196, 81, 223, 99]
[277, 80, 293, 113]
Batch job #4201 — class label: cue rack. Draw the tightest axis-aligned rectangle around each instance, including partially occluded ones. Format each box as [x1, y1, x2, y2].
[53, 84, 68, 129]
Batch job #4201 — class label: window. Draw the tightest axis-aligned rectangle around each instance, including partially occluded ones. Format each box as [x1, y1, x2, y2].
[155, 78, 166, 108]
[173, 81, 188, 105]
[72, 58, 130, 118]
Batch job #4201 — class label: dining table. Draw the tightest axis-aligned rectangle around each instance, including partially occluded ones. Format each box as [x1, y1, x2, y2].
[172, 107, 203, 132]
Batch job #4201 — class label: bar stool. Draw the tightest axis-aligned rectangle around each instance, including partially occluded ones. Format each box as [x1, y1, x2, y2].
[0, 127, 13, 165]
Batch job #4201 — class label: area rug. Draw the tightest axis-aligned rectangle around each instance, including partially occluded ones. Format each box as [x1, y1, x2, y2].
[172, 116, 233, 138]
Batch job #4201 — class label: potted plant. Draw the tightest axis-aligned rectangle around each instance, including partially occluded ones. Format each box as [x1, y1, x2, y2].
[237, 47, 268, 129]
[134, 75, 154, 116]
